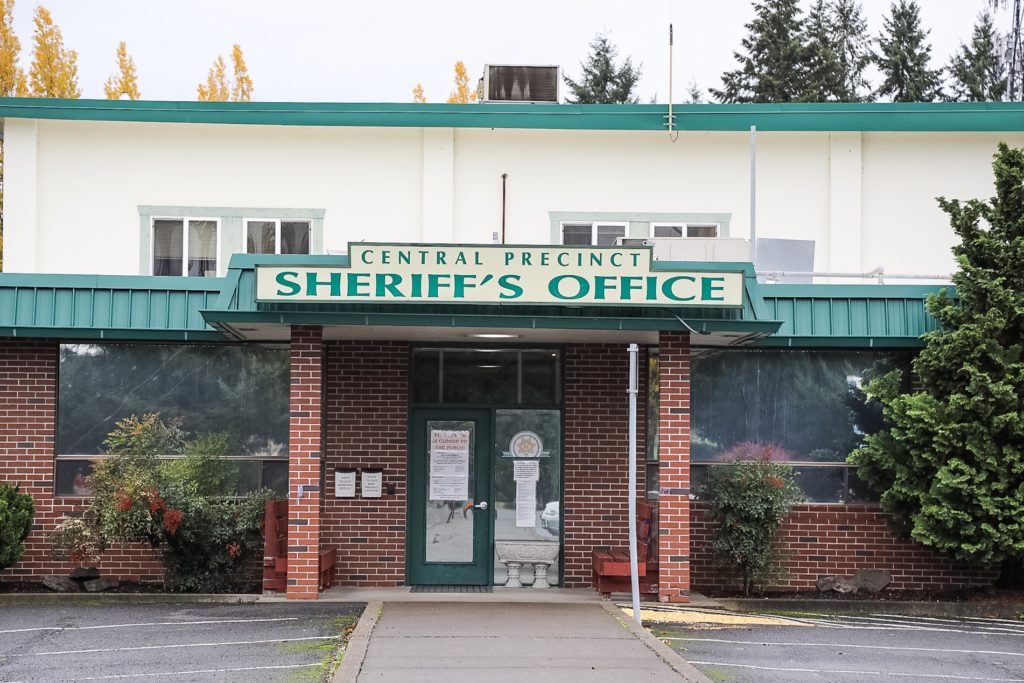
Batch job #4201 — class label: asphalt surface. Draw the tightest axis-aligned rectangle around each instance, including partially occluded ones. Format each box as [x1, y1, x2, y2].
[654, 610, 1024, 682]
[0, 601, 364, 683]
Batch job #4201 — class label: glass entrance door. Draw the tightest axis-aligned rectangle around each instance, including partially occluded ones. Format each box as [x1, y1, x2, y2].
[408, 409, 492, 585]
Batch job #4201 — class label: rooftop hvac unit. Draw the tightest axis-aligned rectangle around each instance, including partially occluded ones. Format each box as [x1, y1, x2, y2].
[483, 65, 560, 103]
[615, 236, 752, 262]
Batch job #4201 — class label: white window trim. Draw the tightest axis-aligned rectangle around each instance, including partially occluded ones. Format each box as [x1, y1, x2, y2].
[650, 222, 721, 238]
[242, 217, 312, 255]
[150, 216, 222, 277]
[558, 221, 629, 246]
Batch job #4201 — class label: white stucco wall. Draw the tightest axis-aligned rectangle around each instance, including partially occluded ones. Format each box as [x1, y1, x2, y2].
[3, 116, 1021, 278]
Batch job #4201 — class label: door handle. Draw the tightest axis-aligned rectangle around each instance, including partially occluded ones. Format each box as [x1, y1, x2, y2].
[474, 501, 488, 510]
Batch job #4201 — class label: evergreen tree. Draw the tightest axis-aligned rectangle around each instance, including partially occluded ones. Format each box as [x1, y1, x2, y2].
[711, 0, 806, 103]
[850, 143, 1024, 586]
[804, 0, 872, 102]
[102, 41, 140, 100]
[564, 33, 641, 104]
[946, 12, 1006, 102]
[874, 0, 942, 102]
[27, 4, 80, 98]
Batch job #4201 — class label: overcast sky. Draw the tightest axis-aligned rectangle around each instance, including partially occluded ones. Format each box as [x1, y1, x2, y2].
[8, 0, 1013, 102]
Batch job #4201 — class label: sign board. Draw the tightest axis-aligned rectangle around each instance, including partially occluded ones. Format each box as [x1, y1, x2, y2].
[256, 243, 744, 307]
[429, 428, 470, 502]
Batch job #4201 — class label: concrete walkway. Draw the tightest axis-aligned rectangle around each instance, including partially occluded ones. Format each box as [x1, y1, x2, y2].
[340, 601, 710, 682]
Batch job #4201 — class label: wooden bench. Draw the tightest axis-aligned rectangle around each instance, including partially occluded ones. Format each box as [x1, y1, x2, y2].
[592, 501, 659, 599]
[262, 500, 337, 593]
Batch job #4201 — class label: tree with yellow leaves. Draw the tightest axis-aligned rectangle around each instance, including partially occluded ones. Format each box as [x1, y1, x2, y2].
[103, 41, 140, 100]
[28, 5, 80, 98]
[198, 45, 253, 102]
[412, 83, 426, 103]
[447, 61, 477, 104]
[0, 0, 27, 97]
[230, 44, 252, 102]
[197, 55, 228, 101]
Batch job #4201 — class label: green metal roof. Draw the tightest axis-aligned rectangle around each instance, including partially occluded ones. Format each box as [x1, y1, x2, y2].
[0, 258, 947, 347]
[0, 274, 227, 340]
[757, 284, 944, 348]
[1, 98, 1024, 132]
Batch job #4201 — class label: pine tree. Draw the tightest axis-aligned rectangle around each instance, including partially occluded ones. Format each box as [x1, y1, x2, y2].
[946, 12, 1006, 102]
[563, 33, 641, 104]
[102, 41, 140, 100]
[446, 61, 476, 104]
[230, 44, 252, 102]
[711, 0, 806, 103]
[27, 5, 80, 98]
[874, 0, 942, 102]
[197, 55, 228, 101]
[686, 79, 703, 104]
[412, 83, 426, 103]
[850, 143, 1024, 586]
[804, 0, 870, 102]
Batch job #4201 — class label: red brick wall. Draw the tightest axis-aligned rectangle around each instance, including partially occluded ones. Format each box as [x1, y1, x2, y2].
[657, 332, 691, 602]
[691, 502, 998, 592]
[0, 339, 162, 583]
[321, 340, 408, 587]
[562, 344, 646, 588]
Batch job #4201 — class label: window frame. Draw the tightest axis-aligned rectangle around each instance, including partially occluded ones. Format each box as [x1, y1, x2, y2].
[150, 216, 222, 277]
[558, 221, 629, 246]
[242, 218, 312, 255]
[650, 222, 721, 239]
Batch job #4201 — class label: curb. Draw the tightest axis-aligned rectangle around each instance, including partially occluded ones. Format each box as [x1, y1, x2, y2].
[599, 602, 712, 683]
[0, 592, 260, 606]
[714, 597, 1024, 620]
[334, 600, 382, 683]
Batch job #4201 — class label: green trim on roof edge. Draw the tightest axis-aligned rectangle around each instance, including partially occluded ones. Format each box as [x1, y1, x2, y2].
[2, 98, 1024, 132]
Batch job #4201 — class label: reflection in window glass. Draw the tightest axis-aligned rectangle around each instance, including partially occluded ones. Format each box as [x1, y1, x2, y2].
[281, 221, 311, 254]
[152, 219, 183, 276]
[562, 224, 593, 245]
[411, 349, 441, 403]
[793, 466, 845, 503]
[425, 421, 475, 564]
[188, 220, 218, 276]
[246, 220, 276, 254]
[494, 409, 561, 585]
[691, 349, 909, 462]
[57, 344, 289, 458]
[521, 351, 559, 405]
[442, 350, 518, 404]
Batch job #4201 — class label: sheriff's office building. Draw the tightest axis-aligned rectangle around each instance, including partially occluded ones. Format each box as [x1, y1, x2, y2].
[1, 89, 1021, 600]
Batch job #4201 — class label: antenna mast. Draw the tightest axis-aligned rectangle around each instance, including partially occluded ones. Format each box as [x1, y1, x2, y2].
[993, 0, 1024, 99]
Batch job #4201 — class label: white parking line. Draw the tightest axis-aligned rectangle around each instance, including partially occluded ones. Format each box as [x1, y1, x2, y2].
[665, 636, 1024, 658]
[688, 661, 1024, 681]
[0, 617, 301, 635]
[0, 635, 335, 657]
[1, 663, 320, 682]
[871, 614, 1024, 627]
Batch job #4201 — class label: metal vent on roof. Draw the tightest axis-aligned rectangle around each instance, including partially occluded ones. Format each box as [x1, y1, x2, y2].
[484, 65, 560, 103]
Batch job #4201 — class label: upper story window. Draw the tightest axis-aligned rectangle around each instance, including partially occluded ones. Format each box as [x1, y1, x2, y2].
[560, 222, 628, 246]
[651, 222, 720, 238]
[152, 218, 219, 277]
[245, 219, 311, 255]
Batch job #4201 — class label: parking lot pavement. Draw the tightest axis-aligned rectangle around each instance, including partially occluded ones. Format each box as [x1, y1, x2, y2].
[0, 601, 364, 683]
[651, 610, 1024, 683]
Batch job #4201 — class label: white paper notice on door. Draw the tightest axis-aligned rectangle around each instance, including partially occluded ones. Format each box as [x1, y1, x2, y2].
[515, 480, 537, 527]
[430, 477, 467, 501]
[429, 428, 470, 501]
[513, 459, 539, 482]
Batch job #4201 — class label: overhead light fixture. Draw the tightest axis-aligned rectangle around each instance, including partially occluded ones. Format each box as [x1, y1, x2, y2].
[466, 333, 520, 339]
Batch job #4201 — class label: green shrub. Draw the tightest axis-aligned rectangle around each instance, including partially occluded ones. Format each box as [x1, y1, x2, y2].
[0, 483, 34, 570]
[705, 450, 802, 595]
[51, 413, 275, 592]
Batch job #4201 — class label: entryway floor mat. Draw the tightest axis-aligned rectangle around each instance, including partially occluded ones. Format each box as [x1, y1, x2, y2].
[410, 585, 494, 593]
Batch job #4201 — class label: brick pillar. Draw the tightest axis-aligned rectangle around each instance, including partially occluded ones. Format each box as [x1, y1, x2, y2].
[658, 332, 691, 603]
[287, 326, 324, 599]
